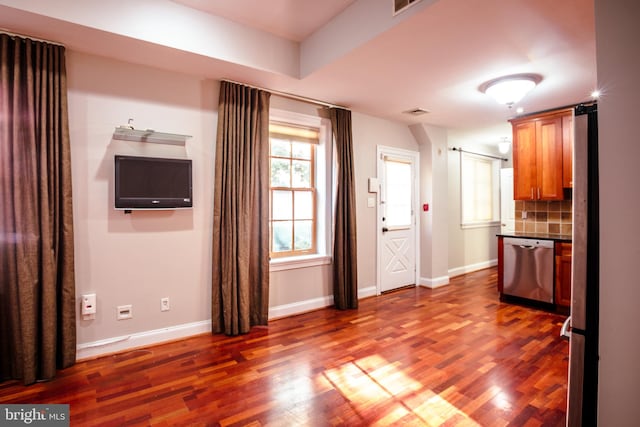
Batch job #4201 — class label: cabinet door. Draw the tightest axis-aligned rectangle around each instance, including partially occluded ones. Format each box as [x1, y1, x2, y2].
[536, 115, 564, 200]
[563, 113, 573, 188]
[555, 242, 572, 307]
[512, 121, 537, 200]
[497, 236, 504, 293]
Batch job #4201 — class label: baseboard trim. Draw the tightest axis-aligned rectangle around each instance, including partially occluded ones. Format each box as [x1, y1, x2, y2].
[358, 286, 377, 299]
[76, 320, 211, 361]
[419, 275, 450, 289]
[268, 295, 334, 320]
[268, 285, 378, 319]
[448, 259, 497, 278]
[77, 285, 390, 359]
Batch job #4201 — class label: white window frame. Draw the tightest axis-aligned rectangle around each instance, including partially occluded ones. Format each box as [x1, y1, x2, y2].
[269, 109, 332, 271]
[460, 151, 501, 229]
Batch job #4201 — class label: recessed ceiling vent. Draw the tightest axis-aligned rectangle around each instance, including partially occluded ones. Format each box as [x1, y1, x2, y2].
[394, 0, 423, 15]
[403, 108, 430, 116]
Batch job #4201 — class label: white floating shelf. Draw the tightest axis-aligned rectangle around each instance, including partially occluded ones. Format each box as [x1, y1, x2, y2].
[113, 127, 192, 145]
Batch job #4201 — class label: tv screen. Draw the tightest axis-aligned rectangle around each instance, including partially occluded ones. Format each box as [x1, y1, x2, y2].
[114, 155, 192, 209]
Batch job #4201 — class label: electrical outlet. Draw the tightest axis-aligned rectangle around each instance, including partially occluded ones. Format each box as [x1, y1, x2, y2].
[161, 297, 170, 312]
[117, 304, 133, 320]
[81, 293, 97, 317]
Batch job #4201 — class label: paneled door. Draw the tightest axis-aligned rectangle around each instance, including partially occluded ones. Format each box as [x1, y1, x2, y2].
[377, 146, 419, 293]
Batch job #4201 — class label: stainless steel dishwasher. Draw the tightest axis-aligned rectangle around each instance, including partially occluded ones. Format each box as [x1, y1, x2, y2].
[503, 237, 554, 303]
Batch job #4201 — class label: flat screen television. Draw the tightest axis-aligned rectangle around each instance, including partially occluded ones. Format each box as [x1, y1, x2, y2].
[114, 155, 193, 209]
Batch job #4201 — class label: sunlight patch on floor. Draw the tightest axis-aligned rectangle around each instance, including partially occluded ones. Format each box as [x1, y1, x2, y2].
[322, 354, 481, 426]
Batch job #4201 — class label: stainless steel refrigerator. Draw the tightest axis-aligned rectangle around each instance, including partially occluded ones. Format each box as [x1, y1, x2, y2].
[562, 103, 599, 426]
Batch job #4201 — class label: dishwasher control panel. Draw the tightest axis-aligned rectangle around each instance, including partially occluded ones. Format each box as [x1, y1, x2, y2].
[503, 237, 554, 249]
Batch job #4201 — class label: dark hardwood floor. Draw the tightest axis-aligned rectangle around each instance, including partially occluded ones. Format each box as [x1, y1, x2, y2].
[0, 267, 568, 426]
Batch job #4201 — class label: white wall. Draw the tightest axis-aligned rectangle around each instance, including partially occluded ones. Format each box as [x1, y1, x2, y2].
[595, 0, 640, 424]
[68, 51, 217, 350]
[410, 124, 450, 286]
[67, 51, 426, 356]
[351, 112, 420, 292]
[446, 135, 502, 276]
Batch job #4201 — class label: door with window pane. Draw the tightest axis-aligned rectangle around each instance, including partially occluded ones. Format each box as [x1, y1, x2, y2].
[269, 127, 316, 257]
[378, 149, 417, 293]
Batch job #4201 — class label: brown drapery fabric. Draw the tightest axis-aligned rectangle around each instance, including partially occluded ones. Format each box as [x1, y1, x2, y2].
[212, 81, 270, 336]
[0, 34, 76, 385]
[329, 108, 358, 309]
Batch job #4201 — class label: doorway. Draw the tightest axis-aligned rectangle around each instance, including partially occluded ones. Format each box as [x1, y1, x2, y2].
[376, 146, 420, 293]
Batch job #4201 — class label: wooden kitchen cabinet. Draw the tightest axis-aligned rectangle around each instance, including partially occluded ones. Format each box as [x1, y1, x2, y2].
[497, 236, 504, 294]
[562, 113, 573, 188]
[555, 242, 572, 308]
[510, 109, 573, 200]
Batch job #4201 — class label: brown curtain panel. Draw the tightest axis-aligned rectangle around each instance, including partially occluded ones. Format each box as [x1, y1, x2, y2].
[0, 34, 76, 385]
[329, 108, 358, 309]
[212, 81, 270, 336]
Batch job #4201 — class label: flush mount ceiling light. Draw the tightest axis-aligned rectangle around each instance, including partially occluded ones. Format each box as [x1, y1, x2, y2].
[479, 73, 543, 107]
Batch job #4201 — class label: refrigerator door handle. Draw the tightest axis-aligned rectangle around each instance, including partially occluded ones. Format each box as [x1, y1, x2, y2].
[560, 316, 571, 340]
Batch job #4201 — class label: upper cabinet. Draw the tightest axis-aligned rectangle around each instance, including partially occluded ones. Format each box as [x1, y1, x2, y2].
[562, 114, 573, 188]
[510, 108, 573, 201]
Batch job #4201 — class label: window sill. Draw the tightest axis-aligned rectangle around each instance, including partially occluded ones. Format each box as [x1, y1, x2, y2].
[461, 221, 501, 230]
[270, 254, 331, 272]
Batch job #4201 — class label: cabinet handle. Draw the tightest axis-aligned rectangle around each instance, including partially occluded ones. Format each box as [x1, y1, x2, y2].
[531, 188, 534, 200]
[537, 188, 540, 199]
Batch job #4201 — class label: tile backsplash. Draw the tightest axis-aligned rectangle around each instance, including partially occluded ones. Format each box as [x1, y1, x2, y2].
[514, 200, 572, 235]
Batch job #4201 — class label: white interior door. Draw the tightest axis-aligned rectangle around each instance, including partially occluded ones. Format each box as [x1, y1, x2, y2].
[377, 147, 418, 293]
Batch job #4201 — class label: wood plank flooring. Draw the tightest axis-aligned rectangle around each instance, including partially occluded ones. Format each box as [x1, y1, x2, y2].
[0, 267, 569, 426]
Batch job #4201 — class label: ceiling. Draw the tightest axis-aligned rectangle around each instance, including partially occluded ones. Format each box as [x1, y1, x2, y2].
[0, 0, 597, 145]
[173, 0, 357, 42]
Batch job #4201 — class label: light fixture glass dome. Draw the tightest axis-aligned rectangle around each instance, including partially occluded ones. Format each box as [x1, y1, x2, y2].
[498, 141, 511, 154]
[480, 74, 542, 106]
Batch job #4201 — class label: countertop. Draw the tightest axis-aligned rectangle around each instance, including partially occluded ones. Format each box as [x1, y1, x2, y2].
[496, 229, 572, 243]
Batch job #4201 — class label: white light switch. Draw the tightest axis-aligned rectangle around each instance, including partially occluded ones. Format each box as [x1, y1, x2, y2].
[367, 197, 376, 208]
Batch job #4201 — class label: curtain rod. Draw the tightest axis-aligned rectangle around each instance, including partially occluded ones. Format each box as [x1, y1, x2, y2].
[0, 29, 65, 47]
[451, 147, 508, 162]
[222, 79, 347, 110]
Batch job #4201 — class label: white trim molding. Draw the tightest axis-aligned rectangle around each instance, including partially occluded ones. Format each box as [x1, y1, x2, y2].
[268, 285, 378, 319]
[76, 282, 414, 360]
[448, 259, 498, 278]
[76, 320, 211, 361]
[270, 254, 331, 272]
[268, 295, 334, 320]
[419, 276, 450, 289]
[358, 286, 377, 299]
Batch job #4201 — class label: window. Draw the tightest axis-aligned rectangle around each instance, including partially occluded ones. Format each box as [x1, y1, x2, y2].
[269, 122, 318, 258]
[460, 152, 500, 228]
[383, 158, 413, 228]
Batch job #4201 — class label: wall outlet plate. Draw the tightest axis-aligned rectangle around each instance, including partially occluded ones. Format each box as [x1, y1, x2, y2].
[81, 293, 97, 315]
[117, 304, 133, 320]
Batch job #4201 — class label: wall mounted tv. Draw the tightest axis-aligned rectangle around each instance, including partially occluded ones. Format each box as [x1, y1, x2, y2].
[114, 155, 192, 210]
